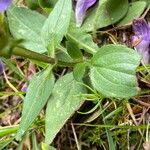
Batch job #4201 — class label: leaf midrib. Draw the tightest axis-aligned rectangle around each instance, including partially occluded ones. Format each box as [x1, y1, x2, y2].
[67, 33, 96, 54]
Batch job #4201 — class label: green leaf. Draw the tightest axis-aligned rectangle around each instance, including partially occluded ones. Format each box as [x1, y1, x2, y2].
[66, 12, 98, 54]
[66, 30, 98, 54]
[41, 0, 72, 51]
[16, 67, 55, 140]
[26, 0, 39, 9]
[90, 44, 141, 98]
[0, 29, 8, 50]
[133, 0, 150, 7]
[45, 73, 86, 144]
[2, 58, 25, 79]
[66, 41, 83, 60]
[41, 143, 56, 150]
[101, 103, 116, 150]
[147, 0, 150, 6]
[106, 129, 116, 150]
[32, 132, 40, 150]
[55, 46, 73, 63]
[38, 0, 51, 8]
[7, 6, 47, 53]
[73, 63, 86, 82]
[117, 1, 147, 26]
[103, 107, 122, 121]
[0, 138, 14, 150]
[55, 45, 74, 63]
[0, 126, 18, 137]
[81, 0, 129, 32]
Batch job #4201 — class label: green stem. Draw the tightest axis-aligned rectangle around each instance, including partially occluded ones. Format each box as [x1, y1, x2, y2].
[12, 47, 55, 64]
[57, 60, 83, 67]
[0, 46, 84, 67]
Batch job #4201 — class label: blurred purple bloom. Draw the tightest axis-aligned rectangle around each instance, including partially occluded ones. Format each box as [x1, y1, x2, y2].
[132, 19, 150, 65]
[21, 83, 28, 92]
[0, 60, 4, 74]
[0, 0, 12, 12]
[75, 0, 97, 27]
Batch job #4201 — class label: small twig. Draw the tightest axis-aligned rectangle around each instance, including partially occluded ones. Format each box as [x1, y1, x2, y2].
[126, 103, 143, 137]
[137, 108, 147, 125]
[3, 70, 24, 99]
[132, 98, 150, 107]
[71, 122, 81, 150]
[127, 129, 130, 150]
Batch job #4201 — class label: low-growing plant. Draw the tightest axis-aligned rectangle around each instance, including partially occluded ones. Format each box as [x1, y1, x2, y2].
[0, 0, 150, 149]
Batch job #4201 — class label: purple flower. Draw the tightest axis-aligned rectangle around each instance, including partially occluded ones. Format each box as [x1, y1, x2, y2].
[0, 0, 12, 12]
[0, 60, 4, 74]
[132, 19, 150, 65]
[75, 0, 97, 27]
[0, 1, 11, 73]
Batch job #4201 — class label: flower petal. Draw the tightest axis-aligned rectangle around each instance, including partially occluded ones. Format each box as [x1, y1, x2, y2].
[133, 19, 150, 41]
[75, 0, 97, 27]
[0, 60, 4, 74]
[132, 19, 150, 64]
[0, 0, 12, 12]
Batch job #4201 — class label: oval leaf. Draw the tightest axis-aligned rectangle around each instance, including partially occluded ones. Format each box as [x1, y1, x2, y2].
[7, 6, 47, 53]
[117, 1, 147, 26]
[81, 0, 129, 31]
[90, 44, 141, 98]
